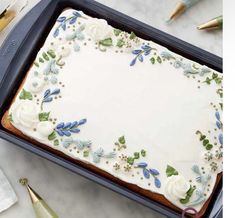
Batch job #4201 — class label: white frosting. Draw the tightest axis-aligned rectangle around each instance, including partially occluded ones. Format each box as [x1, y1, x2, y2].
[27, 77, 45, 93]
[8, 9, 223, 213]
[11, 100, 39, 128]
[164, 175, 190, 201]
[85, 18, 113, 41]
[37, 121, 54, 137]
[48, 38, 66, 51]
[57, 45, 71, 58]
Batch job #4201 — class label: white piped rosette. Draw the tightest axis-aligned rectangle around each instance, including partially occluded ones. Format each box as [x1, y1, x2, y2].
[11, 100, 39, 128]
[164, 175, 190, 201]
[85, 18, 113, 42]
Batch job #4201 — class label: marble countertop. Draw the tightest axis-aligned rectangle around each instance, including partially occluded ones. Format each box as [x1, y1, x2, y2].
[0, 0, 222, 218]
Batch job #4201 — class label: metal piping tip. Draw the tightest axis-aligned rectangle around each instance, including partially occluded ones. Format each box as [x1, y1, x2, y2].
[197, 19, 222, 30]
[168, 2, 186, 22]
[26, 184, 42, 204]
[19, 178, 59, 218]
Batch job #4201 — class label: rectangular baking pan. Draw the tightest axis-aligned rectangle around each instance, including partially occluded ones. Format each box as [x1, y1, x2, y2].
[0, 0, 222, 217]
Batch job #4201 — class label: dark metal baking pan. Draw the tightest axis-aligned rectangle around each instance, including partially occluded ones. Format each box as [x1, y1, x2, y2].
[0, 0, 222, 217]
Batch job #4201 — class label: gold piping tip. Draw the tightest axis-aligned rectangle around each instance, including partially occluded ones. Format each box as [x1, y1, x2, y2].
[168, 2, 186, 22]
[197, 19, 220, 30]
[19, 178, 41, 204]
[26, 185, 42, 204]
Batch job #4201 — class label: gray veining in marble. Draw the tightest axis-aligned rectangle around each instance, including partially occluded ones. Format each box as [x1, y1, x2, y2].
[0, 0, 222, 218]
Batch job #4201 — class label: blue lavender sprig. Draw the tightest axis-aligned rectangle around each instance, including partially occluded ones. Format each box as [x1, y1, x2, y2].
[41, 88, 60, 110]
[215, 112, 223, 146]
[136, 162, 161, 188]
[55, 119, 87, 137]
[215, 112, 223, 130]
[53, 11, 83, 38]
[130, 45, 156, 66]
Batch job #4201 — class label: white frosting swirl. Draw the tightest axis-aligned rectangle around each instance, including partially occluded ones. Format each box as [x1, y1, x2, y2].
[27, 77, 45, 93]
[37, 121, 54, 137]
[164, 175, 190, 201]
[85, 18, 113, 42]
[11, 100, 39, 128]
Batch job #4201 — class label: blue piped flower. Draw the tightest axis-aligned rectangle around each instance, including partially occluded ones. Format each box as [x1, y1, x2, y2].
[154, 177, 161, 188]
[92, 148, 116, 163]
[192, 165, 201, 175]
[62, 137, 73, 148]
[62, 138, 92, 150]
[132, 50, 142, 55]
[73, 11, 82, 17]
[41, 88, 61, 110]
[149, 168, 160, 176]
[53, 11, 83, 38]
[137, 162, 148, 168]
[160, 51, 175, 60]
[199, 67, 211, 76]
[55, 119, 87, 137]
[57, 16, 66, 22]
[136, 162, 161, 188]
[43, 60, 59, 75]
[130, 45, 154, 66]
[215, 111, 223, 130]
[173, 60, 183, 69]
[143, 168, 150, 179]
[75, 140, 92, 150]
[216, 121, 221, 129]
[219, 133, 223, 145]
[215, 112, 220, 121]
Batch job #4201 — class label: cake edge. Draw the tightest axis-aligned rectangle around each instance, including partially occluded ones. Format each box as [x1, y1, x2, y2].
[1, 108, 222, 217]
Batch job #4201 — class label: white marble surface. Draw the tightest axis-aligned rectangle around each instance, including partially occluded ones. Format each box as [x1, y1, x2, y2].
[0, 0, 222, 218]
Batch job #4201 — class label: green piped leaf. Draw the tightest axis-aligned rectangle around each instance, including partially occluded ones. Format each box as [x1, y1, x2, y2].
[34, 62, 39, 67]
[48, 131, 56, 141]
[114, 28, 122, 36]
[180, 186, 196, 204]
[134, 152, 140, 159]
[116, 39, 125, 48]
[83, 150, 89, 157]
[99, 38, 113, 46]
[141, 149, 146, 157]
[157, 56, 162, 63]
[39, 57, 44, 63]
[39, 112, 50, 121]
[219, 103, 223, 110]
[127, 157, 134, 165]
[203, 139, 209, 146]
[118, 136, 125, 144]
[129, 31, 136, 40]
[19, 89, 33, 100]
[54, 139, 59, 146]
[150, 57, 155, 64]
[42, 52, 50, 61]
[166, 165, 179, 177]
[47, 50, 56, 58]
[200, 135, 206, 141]
[206, 144, 213, 150]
